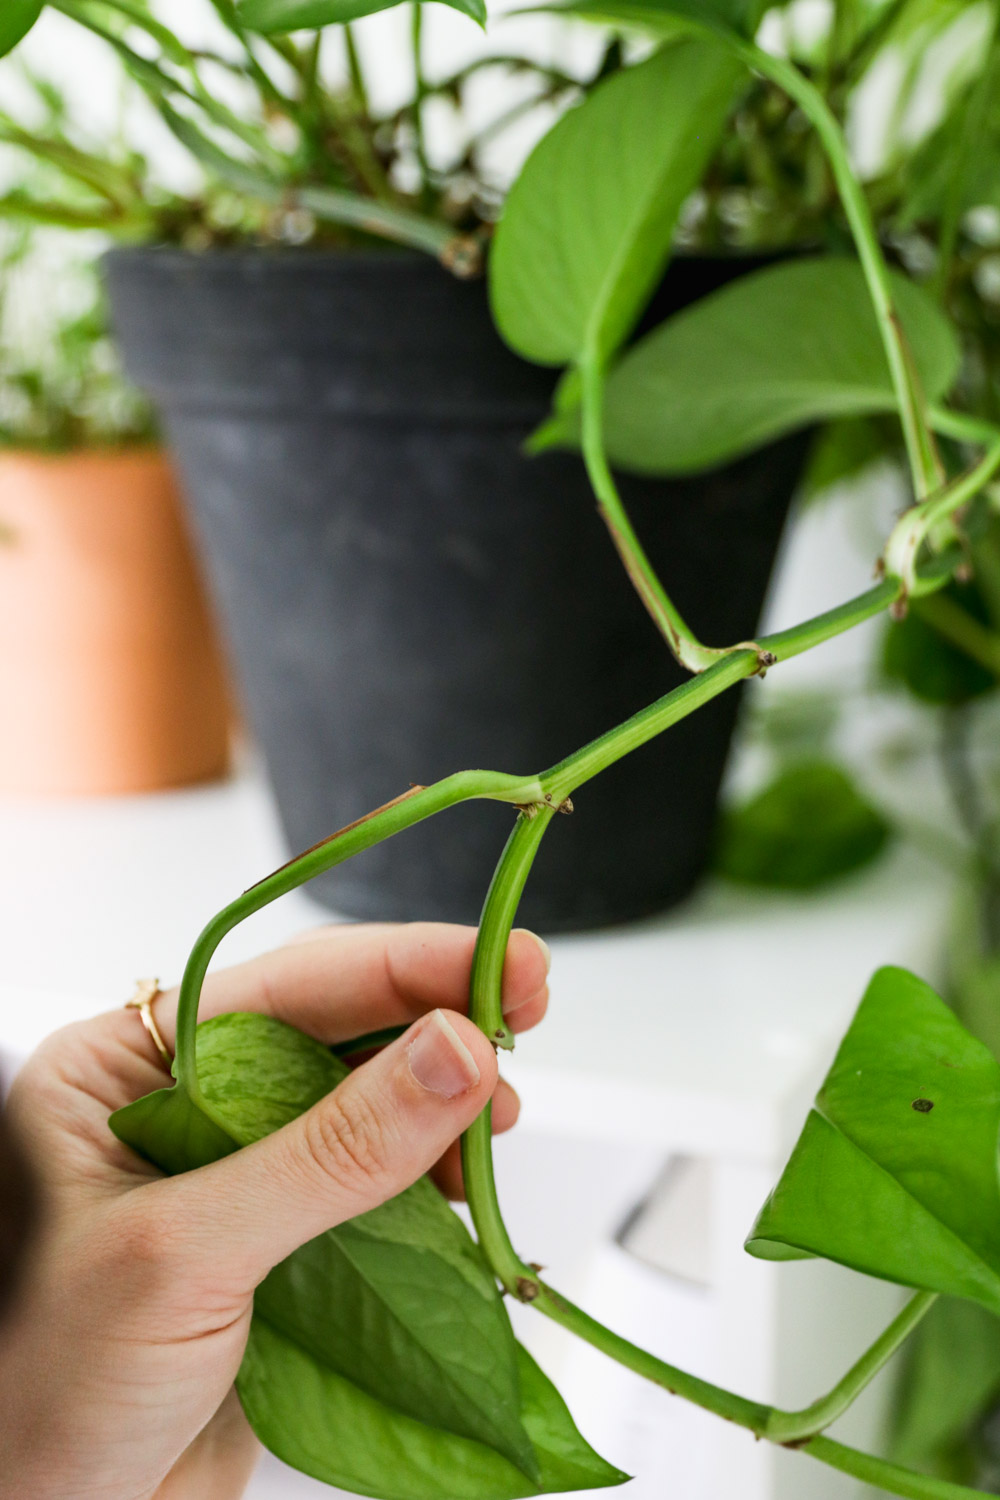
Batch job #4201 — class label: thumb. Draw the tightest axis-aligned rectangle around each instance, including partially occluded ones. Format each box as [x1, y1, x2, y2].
[166, 1009, 498, 1287]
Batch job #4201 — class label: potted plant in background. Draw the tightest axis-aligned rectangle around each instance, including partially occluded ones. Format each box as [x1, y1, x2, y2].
[1, 0, 808, 929]
[8, 2, 1000, 1498]
[0, 85, 232, 794]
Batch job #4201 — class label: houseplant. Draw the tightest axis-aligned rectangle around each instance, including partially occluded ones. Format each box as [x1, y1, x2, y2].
[2, 0, 807, 929]
[0, 124, 232, 793]
[9, 0, 1000, 1496]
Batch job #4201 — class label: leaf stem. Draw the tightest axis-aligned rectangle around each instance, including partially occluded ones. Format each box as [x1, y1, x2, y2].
[733, 41, 943, 500]
[579, 354, 721, 673]
[802, 1435, 995, 1500]
[344, 26, 369, 115]
[468, 808, 558, 1052]
[763, 1291, 938, 1443]
[883, 438, 1000, 595]
[462, 808, 557, 1270]
[513, 1279, 977, 1498]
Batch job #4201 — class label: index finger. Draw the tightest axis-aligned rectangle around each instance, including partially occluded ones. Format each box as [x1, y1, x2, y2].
[149, 922, 551, 1052]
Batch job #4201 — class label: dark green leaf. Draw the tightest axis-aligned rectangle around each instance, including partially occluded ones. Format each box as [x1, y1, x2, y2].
[237, 0, 486, 33]
[113, 1013, 541, 1483]
[883, 582, 999, 706]
[747, 967, 1000, 1318]
[239, 1327, 627, 1499]
[0, 0, 43, 57]
[890, 1296, 1000, 1484]
[543, 258, 960, 474]
[715, 760, 890, 890]
[489, 39, 743, 367]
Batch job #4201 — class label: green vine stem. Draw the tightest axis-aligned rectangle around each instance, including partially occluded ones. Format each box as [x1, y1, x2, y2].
[170, 769, 545, 1099]
[883, 437, 1000, 595]
[468, 807, 560, 1050]
[162, 547, 971, 1497]
[532, 1282, 985, 1499]
[929, 407, 1000, 445]
[579, 354, 720, 672]
[733, 39, 944, 501]
[762, 1290, 937, 1443]
[567, 13, 954, 677]
[173, 543, 962, 1101]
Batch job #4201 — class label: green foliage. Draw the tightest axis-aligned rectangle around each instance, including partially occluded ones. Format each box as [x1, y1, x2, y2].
[747, 967, 1000, 1319]
[111, 1013, 623, 1499]
[536, 259, 960, 474]
[714, 760, 891, 890]
[890, 1296, 1000, 1485]
[240, 1332, 625, 1499]
[883, 583, 1000, 706]
[0, 225, 155, 450]
[0, 0, 43, 59]
[239, 0, 486, 32]
[489, 38, 743, 367]
[0, 2, 579, 252]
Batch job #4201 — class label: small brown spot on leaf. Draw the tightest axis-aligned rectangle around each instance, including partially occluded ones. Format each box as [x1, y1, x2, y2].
[912, 1098, 935, 1113]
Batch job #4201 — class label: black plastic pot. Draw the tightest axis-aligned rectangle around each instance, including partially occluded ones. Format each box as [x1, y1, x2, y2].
[105, 248, 805, 932]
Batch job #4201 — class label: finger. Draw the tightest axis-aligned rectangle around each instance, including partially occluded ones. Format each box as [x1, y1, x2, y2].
[157, 1009, 499, 1286]
[430, 1078, 520, 1201]
[149, 923, 551, 1051]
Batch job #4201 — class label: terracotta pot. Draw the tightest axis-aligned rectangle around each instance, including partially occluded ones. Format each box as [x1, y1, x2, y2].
[0, 447, 231, 795]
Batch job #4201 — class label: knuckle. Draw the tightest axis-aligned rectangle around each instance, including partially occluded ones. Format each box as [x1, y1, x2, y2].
[301, 1088, 395, 1195]
[110, 1196, 187, 1280]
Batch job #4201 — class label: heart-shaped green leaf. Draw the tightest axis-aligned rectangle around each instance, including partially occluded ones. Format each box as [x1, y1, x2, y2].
[237, 0, 485, 33]
[112, 1013, 538, 1482]
[240, 1324, 626, 1498]
[747, 967, 1000, 1318]
[715, 760, 890, 890]
[489, 38, 743, 368]
[539, 258, 960, 473]
[0, 0, 43, 56]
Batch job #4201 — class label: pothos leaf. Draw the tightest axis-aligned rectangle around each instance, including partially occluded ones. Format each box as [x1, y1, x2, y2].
[0, 0, 43, 56]
[714, 760, 891, 890]
[237, 0, 486, 33]
[489, 38, 743, 367]
[112, 1013, 561, 1489]
[240, 1325, 627, 1499]
[747, 968, 1000, 1319]
[541, 258, 960, 474]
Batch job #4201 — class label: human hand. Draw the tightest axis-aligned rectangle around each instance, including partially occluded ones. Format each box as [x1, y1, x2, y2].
[0, 922, 550, 1500]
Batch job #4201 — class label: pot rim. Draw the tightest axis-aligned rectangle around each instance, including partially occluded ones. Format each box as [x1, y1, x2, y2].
[102, 242, 808, 272]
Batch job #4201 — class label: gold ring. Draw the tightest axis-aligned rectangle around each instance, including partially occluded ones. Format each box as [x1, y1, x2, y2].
[125, 978, 172, 1070]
